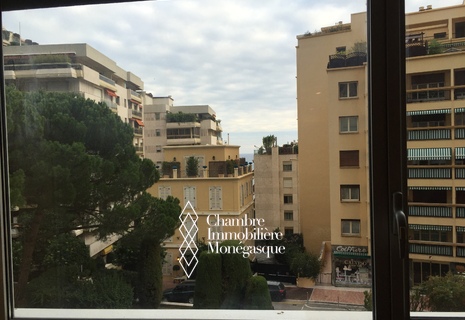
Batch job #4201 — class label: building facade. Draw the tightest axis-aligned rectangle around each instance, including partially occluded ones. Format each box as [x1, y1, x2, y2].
[254, 145, 299, 236]
[146, 145, 254, 276]
[296, 3, 465, 286]
[3, 43, 145, 157]
[143, 100, 223, 166]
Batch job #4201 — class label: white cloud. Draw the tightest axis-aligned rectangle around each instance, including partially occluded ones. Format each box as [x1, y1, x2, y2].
[3, 0, 462, 154]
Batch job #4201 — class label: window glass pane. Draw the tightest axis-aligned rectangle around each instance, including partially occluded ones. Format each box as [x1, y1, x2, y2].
[2, 0, 383, 318]
[405, 0, 465, 316]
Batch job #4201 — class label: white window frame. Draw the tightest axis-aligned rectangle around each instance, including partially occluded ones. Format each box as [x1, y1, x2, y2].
[209, 186, 222, 210]
[341, 219, 361, 236]
[339, 81, 358, 98]
[340, 185, 360, 202]
[339, 116, 359, 133]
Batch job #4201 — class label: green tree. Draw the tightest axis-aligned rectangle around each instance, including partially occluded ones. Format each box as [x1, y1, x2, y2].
[186, 156, 199, 177]
[243, 276, 273, 310]
[194, 251, 222, 309]
[420, 272, 465, 311]
[137, 239, 163, 308]
[289, 251, 321, 279]
[6, 86, 178, 306]
[220, 240, 253, 309]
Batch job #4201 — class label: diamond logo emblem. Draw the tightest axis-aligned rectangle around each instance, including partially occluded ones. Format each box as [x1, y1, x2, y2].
[178, 201, 199, 278]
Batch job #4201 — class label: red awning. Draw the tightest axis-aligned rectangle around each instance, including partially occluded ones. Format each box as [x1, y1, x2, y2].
[134, 119, 144, 127]
[106, 89, 118, 97]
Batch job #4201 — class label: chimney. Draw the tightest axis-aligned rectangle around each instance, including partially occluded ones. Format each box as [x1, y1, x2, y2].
[419, 6, 425, 11]
[426, 5, 432, 10]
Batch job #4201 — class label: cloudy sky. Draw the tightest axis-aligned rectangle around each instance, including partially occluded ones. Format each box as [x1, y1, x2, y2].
[3, 0, 462, 154]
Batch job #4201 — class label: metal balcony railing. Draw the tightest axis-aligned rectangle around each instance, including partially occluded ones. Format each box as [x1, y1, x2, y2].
[456, 128, 465, 139]
[457, 207, 465, 218]
[134, 127, 143, 135]
[409, 205, 452, 218]
[456, 168, 465, 179]
[457, 247, 465, 258]
[99, 74, 115, 86]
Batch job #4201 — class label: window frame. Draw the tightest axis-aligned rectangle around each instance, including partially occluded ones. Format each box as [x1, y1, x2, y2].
[340, 185, 361, 202]
[339, 115, 359, 133]
[341, 219, 361, 236]
[0, 0, 436, 319]
[339, 81, 358, 99]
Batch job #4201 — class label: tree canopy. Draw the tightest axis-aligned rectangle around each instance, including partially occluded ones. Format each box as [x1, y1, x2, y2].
[6, 86, 180, 306]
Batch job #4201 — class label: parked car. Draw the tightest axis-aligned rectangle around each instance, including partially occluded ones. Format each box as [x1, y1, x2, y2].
[267, 281, 286, 301]
[162, 280, 196, 304]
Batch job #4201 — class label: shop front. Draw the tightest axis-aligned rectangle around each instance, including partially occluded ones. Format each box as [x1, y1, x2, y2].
[332, 245, 371, 287]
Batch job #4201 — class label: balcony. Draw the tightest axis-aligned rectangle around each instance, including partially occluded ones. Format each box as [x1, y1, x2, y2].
[456, 128, 465, 139]
[408, 168, 452, 179]
[407, 83, 450, 103]
[410, 243, 453, 256]
[99, 74, 116, 86]
[456, 168, 465, 179]
[408, 205, 452, 218]
[457, 247, 465, 258]
[407, 128, 450, 140]
[134, 127, 143, 136]
[327, 52, 367, 69]
[131, 109, 142, 119]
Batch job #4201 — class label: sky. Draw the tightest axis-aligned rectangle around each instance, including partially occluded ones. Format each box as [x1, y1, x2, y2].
[2, 0, 463, 154]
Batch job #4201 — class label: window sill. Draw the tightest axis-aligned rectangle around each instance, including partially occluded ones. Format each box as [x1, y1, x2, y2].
[13, 309, 465, 319]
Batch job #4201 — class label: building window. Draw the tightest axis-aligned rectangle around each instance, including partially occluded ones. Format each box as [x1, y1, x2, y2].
[456, 111, 465, 125]
[339, 116, 358, 133]
[209, 186, 222, 210]
[339, 81, 358, 98]
[155, 112, 161, 120]
[283, 194, 293, 204]
[284, 211, 293, 221]
[156, 145, 162, 153]
[340, 150, 359, 167]
[283, 177, 292, 188]
[284, 227, 294, 236]
[413, 230, 450, 242]
[340, 185, 360, 201]
[156, 129, 161, 136]
[158, 186, 171, 200]
[283, 162, 292, 171]
[183, 186, 196, 208]
[341, 219, 361, 236]
[336, 46, 346, 53]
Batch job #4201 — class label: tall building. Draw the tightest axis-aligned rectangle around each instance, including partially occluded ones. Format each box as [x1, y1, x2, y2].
[146, 145, 254, 276]
[3, 43, 145, 157]
[254, 144, 299, 236]
[296, 3, 465, 286]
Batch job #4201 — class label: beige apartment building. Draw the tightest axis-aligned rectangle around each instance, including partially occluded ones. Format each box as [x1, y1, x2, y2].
[146, 145, 254, 276]
[3, 43, 145, 157]
[297, 3, 465, 286]
[254, 144, 299, 236]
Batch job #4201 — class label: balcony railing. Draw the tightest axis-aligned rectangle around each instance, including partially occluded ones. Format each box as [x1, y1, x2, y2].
[457, 207, 465, 218]
[456, 128, 465, 139]
[99, 74, 115, 86]
[409, 205, 452, 218]
[456, 168, 465, 179]
[132, 110, 142, 118]
[408, 168, 452, 179]
[457, 247, 465, 258]
[134, 146, 143, 152]
[410, 243, 453, 256]
[407, 83, 449, 103]
[134, 127, 143, 135]
[327, 52, 367, 69]
[407, 128, 450, 140]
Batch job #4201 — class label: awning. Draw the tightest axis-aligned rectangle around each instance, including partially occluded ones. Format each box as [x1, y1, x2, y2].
[455, 108, 465, 113]
[333, 251, 370, 259]
[134, 119, 144, 127]
[456, 147, 465, 160]
[130, 99, 141, 105]
[106, 89, 118, 97]
[409, 186, 451, 191]
[409, 224, 452, 232]
[407, 148, 451, 161]
[407, 109, 450, 116]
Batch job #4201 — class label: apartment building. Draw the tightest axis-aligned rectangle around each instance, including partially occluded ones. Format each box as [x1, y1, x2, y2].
[296, 3, 465, 286]
[146, 145, 254, 276]
[3, 43, 145, 157]
[143, 99, 223, 166]
[254, 144, 299, 236]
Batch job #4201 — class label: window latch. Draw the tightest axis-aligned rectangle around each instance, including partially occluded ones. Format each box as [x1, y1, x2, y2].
[392, 192, 407, 259]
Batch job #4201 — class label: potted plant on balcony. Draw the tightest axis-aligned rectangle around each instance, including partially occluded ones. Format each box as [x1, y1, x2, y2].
[226, 160, 235, 177]
[186, 156, 199, 177]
